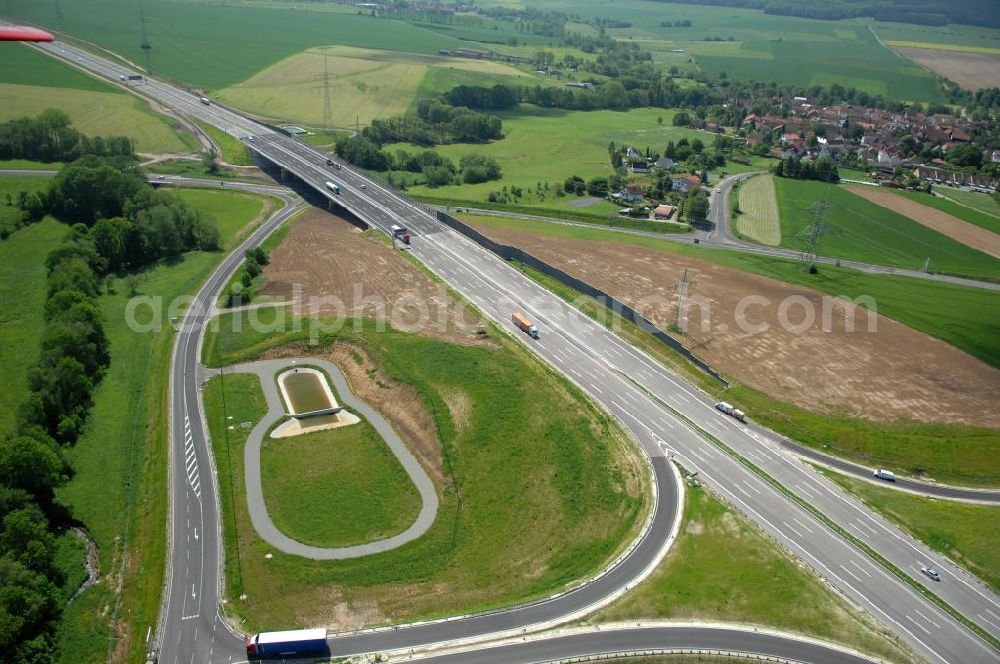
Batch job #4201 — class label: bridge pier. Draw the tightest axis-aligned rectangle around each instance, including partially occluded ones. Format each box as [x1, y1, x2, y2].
[279, 167, 288, 182]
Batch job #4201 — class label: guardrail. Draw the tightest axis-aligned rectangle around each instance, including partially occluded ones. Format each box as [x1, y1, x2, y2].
[436, 211, 727, 385]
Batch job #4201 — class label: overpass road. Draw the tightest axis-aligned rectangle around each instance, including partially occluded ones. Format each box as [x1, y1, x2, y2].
[23, 31, 1000, 664]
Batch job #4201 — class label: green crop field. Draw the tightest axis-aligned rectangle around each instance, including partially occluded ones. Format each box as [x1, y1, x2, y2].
[216, 45, 543, 128]
[201, 313, 647, 630]
[3, 0, 469, 90]
[491, 0, 948, 103]
[871, 22, 1000, 51]
[398, 105, 711, 214]
[0, 44, 196, 153]
[735, 174, 780, 245]
[598, 483, 913, 663]
[931, 190, 1000, 232]
[775, 179, 1000, 279]
[170, 188, 270, 249]
[824, 470, 1000, 591]
[261, 393, 421, 548]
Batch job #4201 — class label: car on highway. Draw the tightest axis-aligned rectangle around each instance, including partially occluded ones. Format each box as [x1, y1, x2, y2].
[921, 565, 941, 582]
[873, 469, 895, 482]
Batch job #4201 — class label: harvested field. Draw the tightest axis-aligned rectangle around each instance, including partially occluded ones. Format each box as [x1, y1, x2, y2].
[846, 186, 1000, 259]
[891, 46, 1000, 91]
[466, 221, 1000, 428]
[735, 174, 780, 246]
[259, 208, 485, 346]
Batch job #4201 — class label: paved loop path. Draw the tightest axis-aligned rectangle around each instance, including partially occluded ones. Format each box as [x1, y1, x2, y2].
[224, 357, 439, 559]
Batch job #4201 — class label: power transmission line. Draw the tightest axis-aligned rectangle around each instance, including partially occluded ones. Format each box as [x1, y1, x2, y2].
[671, 268, 697, 332]
[795, 176, 833, 271]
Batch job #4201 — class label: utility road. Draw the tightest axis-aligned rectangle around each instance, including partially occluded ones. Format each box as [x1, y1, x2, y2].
[25, 33, 1000, 664]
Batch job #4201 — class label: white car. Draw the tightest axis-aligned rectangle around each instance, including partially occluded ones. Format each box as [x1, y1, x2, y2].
[920, 565, 941, 582]
[873, 469, 895, 481]
[715, 188, 721, 193]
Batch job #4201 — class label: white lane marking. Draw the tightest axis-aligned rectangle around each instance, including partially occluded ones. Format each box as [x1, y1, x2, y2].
[741, 480, 761, 495]
[791, 516, 814, 534]
[906, 614, 932, 635]
[782, 520, 804, 539]
[840, 564, 863, 583]
[849, 559, 872, 578]
[914, 609, 941, 630]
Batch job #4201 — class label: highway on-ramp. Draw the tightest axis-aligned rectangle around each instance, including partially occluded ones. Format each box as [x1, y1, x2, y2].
[22, 31, 1000, 664]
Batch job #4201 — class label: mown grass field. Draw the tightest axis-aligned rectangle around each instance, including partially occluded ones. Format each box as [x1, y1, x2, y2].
[0, 216, 65, 434]
[597, 483, 913, 663]
[460, 213, 1000, 486]
[4, 0, 468, 90]
[260, 397, 421, 548]
[735, 173, 780, 246]
[0, 43, 195, 154]
[217, 46, 545, 128]
[823, 470, 1000, 591]
[398, 105, 713, 214]
[202, 314, 647, 631]
[39, 188, 269, 663]
[170, 188, 272, 249]
[775, 178, 1000, 279]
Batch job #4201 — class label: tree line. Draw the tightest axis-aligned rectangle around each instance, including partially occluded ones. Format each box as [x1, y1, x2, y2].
[773, 156, 840, 182]
[1, 149, 222, 662]
[0, 109, 135, 165]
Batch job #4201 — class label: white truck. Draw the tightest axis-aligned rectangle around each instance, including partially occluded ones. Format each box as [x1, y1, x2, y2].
[714, 401, 747, 423]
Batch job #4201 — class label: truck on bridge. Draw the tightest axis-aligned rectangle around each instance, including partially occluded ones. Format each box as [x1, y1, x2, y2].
[246, 628, 327, 658]
[325, 181, 341, 195]
[391, 224, 411, 245]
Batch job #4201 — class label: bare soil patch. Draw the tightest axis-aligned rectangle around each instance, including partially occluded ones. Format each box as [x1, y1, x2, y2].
[846, 186, 1000, 259]
[468, 222, 1000, 427]
[892, 47, 1000, 91]
[260, 208, 487, 346]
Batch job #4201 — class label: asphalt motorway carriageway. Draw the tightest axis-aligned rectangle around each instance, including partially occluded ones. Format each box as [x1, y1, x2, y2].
[27, 33, 1000, 664]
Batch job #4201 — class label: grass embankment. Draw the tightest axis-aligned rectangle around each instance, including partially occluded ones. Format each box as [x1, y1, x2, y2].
[260, 377, 421, 548]
[734, 173, 780, 245]
[194, 119, 255, 166]
[44, 190, 268, 663]
[466, 214, 1000, 486]
[202, 312, 647, 631]
[171, 188, 276, 249]
[0, 43, 196, 153]
[436, 198, 690, 234]
[822, 470, 1000, 591]
[598, 483, 913, 663]
[775, 178, 1000, 280]
[0, 159, 63, 170]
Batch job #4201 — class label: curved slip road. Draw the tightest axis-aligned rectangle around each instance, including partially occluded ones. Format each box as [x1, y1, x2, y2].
[220, 358, 439, 559]
[410, 624, 880, 664]
[23, 31, 1000, 664]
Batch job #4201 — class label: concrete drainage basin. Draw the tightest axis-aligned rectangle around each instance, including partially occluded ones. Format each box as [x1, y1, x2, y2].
[273, 367, 359, 437]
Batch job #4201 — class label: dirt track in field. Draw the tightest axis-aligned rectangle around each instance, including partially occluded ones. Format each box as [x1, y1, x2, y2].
[846, 186, 1000, 259]
[259, 208, 486, 345]
[467, 221, 1000, 427]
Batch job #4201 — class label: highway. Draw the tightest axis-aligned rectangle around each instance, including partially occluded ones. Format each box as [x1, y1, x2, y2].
[25, 33, 1000, 664]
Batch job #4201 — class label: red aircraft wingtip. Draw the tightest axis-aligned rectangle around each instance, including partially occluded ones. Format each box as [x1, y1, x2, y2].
[0, 26, 54, 42]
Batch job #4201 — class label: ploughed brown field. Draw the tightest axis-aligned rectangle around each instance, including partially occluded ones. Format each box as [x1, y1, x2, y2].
[846, 186, 1000, 259]
[891, 46, 1000, 92]
[465, 220, 1000, 428]
[259, 208, 485, 345]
